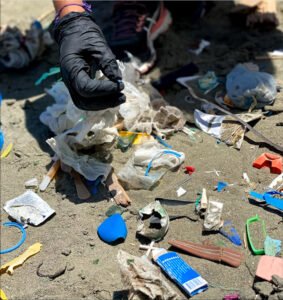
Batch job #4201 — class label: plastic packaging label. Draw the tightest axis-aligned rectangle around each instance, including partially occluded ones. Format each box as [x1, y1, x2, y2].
[154, 251, 208, 296]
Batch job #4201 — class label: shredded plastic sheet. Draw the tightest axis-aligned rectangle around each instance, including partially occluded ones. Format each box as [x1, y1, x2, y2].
[137, 201, 170, 241]
[4, 191, 55, 226]
[40, 68, 185, 182]
[119, 82, 185, 136]
[117, 250, 180, 300]
[40, 82, 88, 135]
[40, 81, 118, 181]
[203, 200, 224, 231]
[194, 109, 263, 149]
[118, 142, 185, 190]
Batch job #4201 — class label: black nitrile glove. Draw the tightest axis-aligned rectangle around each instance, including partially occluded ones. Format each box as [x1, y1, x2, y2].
[54, 12, 125, 111]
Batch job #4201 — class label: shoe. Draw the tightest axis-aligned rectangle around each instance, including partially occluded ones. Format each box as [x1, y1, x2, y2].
[110, 1, 172, 74]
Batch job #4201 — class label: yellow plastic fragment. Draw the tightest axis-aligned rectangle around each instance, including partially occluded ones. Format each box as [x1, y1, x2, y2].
[0, 289, 8, 300]
[118, 131, 153, 145]
[0, 243, 42, 275]
[0, 143, 13, 159]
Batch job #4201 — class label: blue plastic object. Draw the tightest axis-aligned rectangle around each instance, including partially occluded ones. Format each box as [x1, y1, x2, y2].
[217, 181, 228, 192]
[97, 214, 127, 244]
[219, 220, 242, 246]
[86, 176, 103, 195]
[153, 135, 172, 149]
[0, 130, 4, 152]
[144, 150, 182, 176]
[0, 222, 26, 254]
[249, 190, 283, 211]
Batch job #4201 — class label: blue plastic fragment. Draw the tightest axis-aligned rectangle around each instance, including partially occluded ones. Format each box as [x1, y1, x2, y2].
[249, 190, 283, 211]
[217, 181, 228, 192]
[0, 130, 4, 151]
[219, 220, 242, 246]
[97, 214, 127, 244]
[0, 222, 26, 254]
[144, 150, 182, 176]
[153, 135, 172, 149]
[86, 176, 103, 195]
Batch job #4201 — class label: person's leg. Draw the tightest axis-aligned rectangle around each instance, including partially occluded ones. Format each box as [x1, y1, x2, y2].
[232, 0, 279, 28]
[109, 1, 172, 74]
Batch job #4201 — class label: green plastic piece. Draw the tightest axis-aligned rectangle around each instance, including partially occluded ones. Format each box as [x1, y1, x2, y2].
[246, 215, 266, 255]
[117, 133, 137, 152]
[195, 193, 202, 208]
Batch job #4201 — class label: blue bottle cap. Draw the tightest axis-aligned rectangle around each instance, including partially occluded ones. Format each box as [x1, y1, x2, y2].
[97, 214, 127, 244]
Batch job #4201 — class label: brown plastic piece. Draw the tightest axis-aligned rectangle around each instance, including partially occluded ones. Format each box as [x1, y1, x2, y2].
[168, 239, 244, 268]
[107, 172, 131, 207]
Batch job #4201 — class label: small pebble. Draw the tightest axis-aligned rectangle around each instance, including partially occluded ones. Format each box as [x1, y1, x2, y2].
[79, 273, 86, 280]
[89, 242, 95, 247]
[14, 151, 22, 158]
[6, 99, 16, 106]
[67, 264, 75, 272]
[82, 230, 88, 236]
[61, 249, 72, 256]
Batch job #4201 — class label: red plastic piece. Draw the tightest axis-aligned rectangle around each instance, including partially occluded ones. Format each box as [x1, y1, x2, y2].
[252, 153, 282, 174]
[184, 166, 195, 175]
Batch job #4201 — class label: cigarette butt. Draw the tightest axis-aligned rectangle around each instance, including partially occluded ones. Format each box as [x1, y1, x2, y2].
[39, 159, 60, 191]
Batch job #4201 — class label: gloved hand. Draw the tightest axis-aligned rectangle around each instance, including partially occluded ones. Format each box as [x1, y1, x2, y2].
[54, 12, 125, 111]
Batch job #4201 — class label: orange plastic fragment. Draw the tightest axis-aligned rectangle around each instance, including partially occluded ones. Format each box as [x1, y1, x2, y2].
[253, 153, 282, 174]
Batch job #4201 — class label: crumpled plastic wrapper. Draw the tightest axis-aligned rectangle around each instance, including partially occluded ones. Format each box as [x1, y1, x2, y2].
[137, 201, 170, 241]
[226, 63, 277, 110]
[40, 81, 118, 181]
[119, 82, 185, 136]
[40, 82, 81, 135]
[117, 250, 180, 300]
[154, 106, 186, 132]
[264, 236, 281, 257]
[203, 200, 224, 231]
[3, 190, 55, 226]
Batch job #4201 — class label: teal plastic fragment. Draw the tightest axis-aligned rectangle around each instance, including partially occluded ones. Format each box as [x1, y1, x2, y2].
[35, 67, 61, 85]
[264, 235, 281, 256]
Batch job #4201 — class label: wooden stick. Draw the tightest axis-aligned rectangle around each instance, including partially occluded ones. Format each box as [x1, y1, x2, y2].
[114, 121, 125, 130]
[71, 170, 91, 200]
